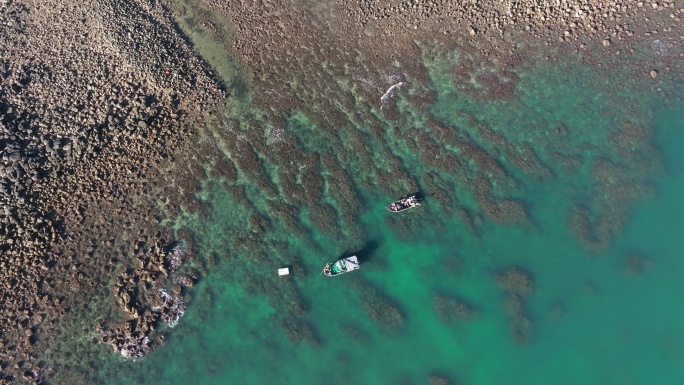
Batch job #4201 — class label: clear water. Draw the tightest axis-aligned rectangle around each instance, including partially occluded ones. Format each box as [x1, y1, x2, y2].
[47, 7, 684, 385]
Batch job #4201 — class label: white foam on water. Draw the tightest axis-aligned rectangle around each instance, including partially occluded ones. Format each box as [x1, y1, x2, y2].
[158, 289, 186, 328]
[265, 124, 286, 144]
[118, 339, 143, 360]
[166, 245, 185, 271]
[380, 81, 405, 109]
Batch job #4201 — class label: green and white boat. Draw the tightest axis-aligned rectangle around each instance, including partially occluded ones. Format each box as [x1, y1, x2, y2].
[322, 255, 360, 277]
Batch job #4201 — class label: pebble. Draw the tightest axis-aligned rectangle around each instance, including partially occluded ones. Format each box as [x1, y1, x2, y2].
[650, 69, 658, 78]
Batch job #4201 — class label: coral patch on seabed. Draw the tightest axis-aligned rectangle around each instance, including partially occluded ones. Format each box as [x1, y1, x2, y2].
[620, 253, 653, 276]
[494, 266, 535, 297]
[347, 278, 405, 331]
[502, 293, 534, 346]
[433, 293, 479, 324]
[494, 266, 535, 344]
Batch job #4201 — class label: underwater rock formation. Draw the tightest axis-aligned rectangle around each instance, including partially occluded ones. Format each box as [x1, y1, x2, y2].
[433, 293, 479, 324]
[348, 278, 405, 330]
[494, 265, 535, 344]
[494, 266, 535, 297]
[621, 253, 652, 276]
[502, 293, 534, 346]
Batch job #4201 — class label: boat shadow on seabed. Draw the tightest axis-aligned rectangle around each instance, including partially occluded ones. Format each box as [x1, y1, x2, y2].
[323, 240, 380, 277]
[342, 240, 379, 265]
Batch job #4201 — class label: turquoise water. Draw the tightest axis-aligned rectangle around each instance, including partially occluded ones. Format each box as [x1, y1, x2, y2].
[74, 56, 684, 385]
[39, 15, 684, 383]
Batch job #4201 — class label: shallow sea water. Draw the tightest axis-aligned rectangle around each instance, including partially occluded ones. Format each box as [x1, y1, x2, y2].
[75, 10, 684, 385]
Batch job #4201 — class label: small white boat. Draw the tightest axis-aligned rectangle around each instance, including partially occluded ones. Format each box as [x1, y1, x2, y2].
[387, 194, 422, 213]
[322, 255, 360, 277]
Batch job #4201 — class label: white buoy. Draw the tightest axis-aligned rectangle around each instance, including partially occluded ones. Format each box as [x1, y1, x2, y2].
[278, 268, 290, 276]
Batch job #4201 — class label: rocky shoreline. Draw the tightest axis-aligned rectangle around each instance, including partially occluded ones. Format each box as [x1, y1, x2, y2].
[1, 0, 683, 383]
[204, 0, 683, 116]
[0, 0, 223, 382]
[95, 242, 199, 359]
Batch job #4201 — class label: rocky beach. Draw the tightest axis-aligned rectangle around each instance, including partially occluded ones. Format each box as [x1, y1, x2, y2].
[1, 0, 683, 384]
[0, 0, 224, 381]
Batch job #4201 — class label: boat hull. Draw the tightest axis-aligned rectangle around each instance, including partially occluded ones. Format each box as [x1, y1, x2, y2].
[323, 255, 360, 276]
[387, 194, 422, 212]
